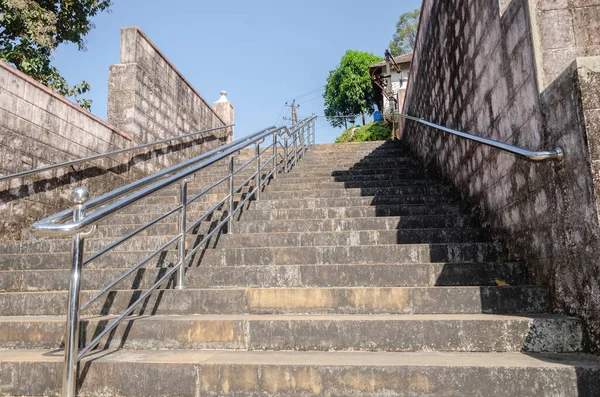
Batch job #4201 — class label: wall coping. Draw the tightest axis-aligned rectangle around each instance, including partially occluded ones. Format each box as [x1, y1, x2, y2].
[125, 27, 227, 126]
[0, 60, 133, 141]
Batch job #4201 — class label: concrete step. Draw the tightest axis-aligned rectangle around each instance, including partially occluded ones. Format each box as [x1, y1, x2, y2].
[199, 243, 505, 266]
[152, 185, 254, 197]
[39, 205, 254, 239]
[252, 195, 459, 210]
[299, 155, 415, 163]
[241, 204, 464, 220]
[4, 224, 489, 258]
[275, 173, 434, 184]
[0, 262, 528, 291]
[267, 179, 445, 192]
[0, 241, 503, 271]
[232, 215, 478, 233]
[218, 229, 491, 247]
[88, 210, 225, 226]
[0, 286, 548, 317]
[262, 186, 454, 200]
[289, 168, 429, 177]
[0, 233, 226, 256]
[0, 313, 582, 353]
[294, 159, 420, 168]
[2, 349, 599, 397]
[0, 245, 184, 270]
[118, 202, 218, 215]
[288, 166, 429, 177]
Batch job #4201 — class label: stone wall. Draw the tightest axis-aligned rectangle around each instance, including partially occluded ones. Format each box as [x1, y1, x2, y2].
[0, 61, 135, 240]
[0, 27, 228, 240]
[108, 27, 227, 173]
[403, 0, 600, 352]
[527, 0, 600, 89]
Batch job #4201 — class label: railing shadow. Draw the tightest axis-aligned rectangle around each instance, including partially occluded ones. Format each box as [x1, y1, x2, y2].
[76, 158, 280, 358]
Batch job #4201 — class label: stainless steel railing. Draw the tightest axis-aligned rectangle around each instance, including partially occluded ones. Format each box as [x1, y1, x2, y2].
[0, 124, 234, 182]
[31, 115, 317, 397]
[396, 113, 564, 162]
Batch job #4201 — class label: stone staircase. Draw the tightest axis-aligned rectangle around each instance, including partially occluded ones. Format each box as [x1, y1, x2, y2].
[1, 141, 600, 396]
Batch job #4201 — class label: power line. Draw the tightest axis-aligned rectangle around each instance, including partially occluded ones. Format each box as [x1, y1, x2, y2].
[298, 95, 323, 105]
[291, 86, 325, 101]
[277, 107, 291, 127]
[274, 104, 286, 125]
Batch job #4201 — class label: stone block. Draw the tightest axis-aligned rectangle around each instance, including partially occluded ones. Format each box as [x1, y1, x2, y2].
[577, 57, 600, 109]
[572, 6, 600, 46]
[120, 27, 139, 64]
[537, 0, 569, 9]
[538, 9, 575, 49]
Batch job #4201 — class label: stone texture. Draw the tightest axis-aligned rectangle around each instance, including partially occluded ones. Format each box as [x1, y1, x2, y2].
[530, 0, 600, 88]
[107, 27, 227, 171]
[1, 140, 599, 395]
[2, 350, 600, 397]
[0, 27, 228, 241]
[403, 0, 600, 353]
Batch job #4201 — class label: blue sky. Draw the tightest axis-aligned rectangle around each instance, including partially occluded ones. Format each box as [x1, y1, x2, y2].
[52, 0, 421, 143]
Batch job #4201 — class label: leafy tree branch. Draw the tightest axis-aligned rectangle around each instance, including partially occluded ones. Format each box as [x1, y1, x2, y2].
[0, 0, 112, 110]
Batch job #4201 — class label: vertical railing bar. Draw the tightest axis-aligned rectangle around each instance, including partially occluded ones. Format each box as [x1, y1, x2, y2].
[176, 178, 189, 289]
[228, 155, 235, 234]
[293, 130, 298, 168]
[255, 141, 261, 201]
[62, 187, 90, 397]
[273, 133, 278, 180]
[284, 138, 289, 173]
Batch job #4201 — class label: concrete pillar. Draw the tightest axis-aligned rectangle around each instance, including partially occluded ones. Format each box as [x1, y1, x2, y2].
[214, 91, 234, 143]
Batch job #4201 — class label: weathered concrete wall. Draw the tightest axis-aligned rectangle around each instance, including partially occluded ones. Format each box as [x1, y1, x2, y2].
[528, 0, 600, 90]
[403, 0, 600, 352]
[0, 61, 136, 240]
[0, 27, 229, 240]
[108, 27, 227, 173]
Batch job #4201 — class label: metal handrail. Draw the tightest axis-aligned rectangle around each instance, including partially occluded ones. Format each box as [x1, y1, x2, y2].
[34, 115, 317, 397]
[31, 121, 310, 232]
[0, 124, 234, 182]
[396, 113, 564, 162]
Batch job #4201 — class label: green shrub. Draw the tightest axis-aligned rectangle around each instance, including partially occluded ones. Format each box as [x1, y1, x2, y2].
[335, 122, 392, 143]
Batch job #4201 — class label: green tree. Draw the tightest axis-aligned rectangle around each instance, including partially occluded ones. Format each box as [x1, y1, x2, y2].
[323, 50, 382, 128]
[389, 9, 420, 56]
[0, 0, 112, 110]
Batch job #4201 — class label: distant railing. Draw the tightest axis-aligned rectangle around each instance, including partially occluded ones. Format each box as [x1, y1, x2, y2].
[31, 116, 317, 397]
[396, 113, 564, 162]
[0, 124, 234, 182]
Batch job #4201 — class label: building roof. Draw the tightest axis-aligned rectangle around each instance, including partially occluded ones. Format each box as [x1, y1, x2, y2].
[369, 53, 413, 69]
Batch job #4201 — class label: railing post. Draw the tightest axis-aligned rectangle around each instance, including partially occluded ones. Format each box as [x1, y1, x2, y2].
[176, 179, 189, 290]
[284, 138, 289, 173]
[62, 187, 89, 397]
[228, 155, 235, 234]
[304, 125, 308, 152]
[272, 132, 278, 180]
[255, 141, 261, 200]
[293, 130, 298, 168]
[301, 126, 305, 157]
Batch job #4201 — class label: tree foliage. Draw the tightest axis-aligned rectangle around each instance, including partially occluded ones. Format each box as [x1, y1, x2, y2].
[323, 50, 382, 128]
[389, 8, 420, 56]
[0, 0, 112, 110]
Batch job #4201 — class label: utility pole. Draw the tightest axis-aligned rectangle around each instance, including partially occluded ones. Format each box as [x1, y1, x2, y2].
[284, 100, 300, 125]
